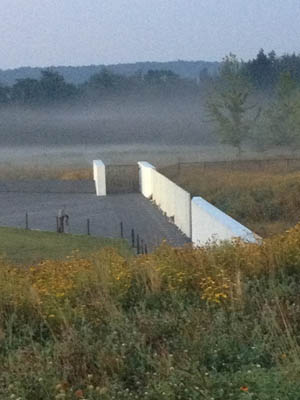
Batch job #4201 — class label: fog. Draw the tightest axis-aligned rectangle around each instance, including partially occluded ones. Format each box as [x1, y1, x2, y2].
[0, 95, 220, 168]
[0, 95, 292, 170]
[0, 95, 213, 145]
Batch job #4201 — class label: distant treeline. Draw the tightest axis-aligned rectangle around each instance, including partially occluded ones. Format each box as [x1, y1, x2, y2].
[0, 60, 219, 86]
[0, 68, 200, 105]
[1, 49, 300, 106]
[241, 49, 300, 90]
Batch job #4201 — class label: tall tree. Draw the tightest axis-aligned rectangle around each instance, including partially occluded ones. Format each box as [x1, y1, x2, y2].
[265, 72, 300, 146]
[244, 49, 277, 89]
[206, 54, 257, 154]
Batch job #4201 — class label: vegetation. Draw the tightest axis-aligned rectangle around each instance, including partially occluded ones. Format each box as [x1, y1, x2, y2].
[162, 160, 300, 237]
[0, 227, 130, 264]
[2, 224, 300, 398]
[2, 49, 300, 152]
[206, 55, 258, 154]
[263, 72, 300, 147]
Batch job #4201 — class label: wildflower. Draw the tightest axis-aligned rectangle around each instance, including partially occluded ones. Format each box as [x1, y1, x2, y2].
[74, 389, 84, 398]
[240, 386, 249, 392]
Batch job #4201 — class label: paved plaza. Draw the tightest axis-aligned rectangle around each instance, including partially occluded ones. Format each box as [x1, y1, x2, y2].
[0, 181, 189, 251]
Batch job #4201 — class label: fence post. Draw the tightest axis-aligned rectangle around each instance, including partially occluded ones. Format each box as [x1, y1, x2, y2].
[137, 234, 140, 255]
[144, 243, 148, 254]
[131, 229, 135, 247]
[141, 239, 144, 254]
[87, 219, 90, 235]
[25, 212, 29, 230]
[120, 222, 124, 238]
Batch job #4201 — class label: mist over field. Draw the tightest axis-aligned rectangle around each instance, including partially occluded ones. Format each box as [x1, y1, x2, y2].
[0, 95, 213, 146]
[1, 50, 300, 170]
[0, 94, 224, 168]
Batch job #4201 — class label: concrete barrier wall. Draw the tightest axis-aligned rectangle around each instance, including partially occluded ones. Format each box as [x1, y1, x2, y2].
[192, 196, 259, 246]
[138, 161, 191, 237]
[138, 161, 259, 244]
[152, 170, 191, 238]
[138, 162, 156, 198]
[93, 160, 106, 196]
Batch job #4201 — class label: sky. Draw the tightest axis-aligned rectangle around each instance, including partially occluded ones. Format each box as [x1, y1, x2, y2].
[1, 0, 300, 69]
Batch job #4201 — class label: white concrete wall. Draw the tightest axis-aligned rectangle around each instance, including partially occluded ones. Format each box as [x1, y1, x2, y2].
[138, 161, 156, 198]
[93, 160, 106, 196]
[138, 161, 259, 245]
[152, 170, 191, 237]
[192, 197, 260, 246]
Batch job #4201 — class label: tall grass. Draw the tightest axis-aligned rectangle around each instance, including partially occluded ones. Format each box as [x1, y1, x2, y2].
[2, 225, 300, 398]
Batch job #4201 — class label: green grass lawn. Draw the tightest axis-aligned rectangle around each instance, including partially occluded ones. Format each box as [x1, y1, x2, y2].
[0, 226, 131, 264]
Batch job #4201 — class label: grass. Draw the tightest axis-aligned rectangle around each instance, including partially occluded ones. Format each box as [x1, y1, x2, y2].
[2, 224, 300, 398]
[161, 160, 300, 237]
[0, 164, 93, 180]
[0, 227, 131, 264]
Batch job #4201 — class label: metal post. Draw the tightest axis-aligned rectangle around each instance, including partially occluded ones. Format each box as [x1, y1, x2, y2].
[25, 212, 29, 230]
[87, 219, 90, 235]
[56, 216, 59, 233]
[120, 221, 124, 238]
[141, 239, 144, 254]
[131, 229, 135, 247]
[144, 244, 148, 254]
[137, 234, 140, 255]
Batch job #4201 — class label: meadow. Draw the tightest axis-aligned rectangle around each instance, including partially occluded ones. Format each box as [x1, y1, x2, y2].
[0, 227, 131, 264]
[1, 224, 300, 399]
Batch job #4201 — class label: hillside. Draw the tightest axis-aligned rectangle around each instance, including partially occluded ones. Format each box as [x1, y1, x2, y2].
[0, 60, 219, 86]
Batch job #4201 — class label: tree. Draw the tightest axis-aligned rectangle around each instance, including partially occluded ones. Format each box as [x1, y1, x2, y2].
[264, 72, 300, 146]
[39, 69, 77, 102]
[244, 49, 277, 89]
[206, 54, 257, 154]
[11, 78, 41, 104]
[0, 84, 10, 104]
[144, 69, 179, 85]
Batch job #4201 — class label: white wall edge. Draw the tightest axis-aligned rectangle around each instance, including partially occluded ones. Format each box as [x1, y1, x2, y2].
[138, 161, 156, 199]
[192, 196, 261, 244]
[93, 160, 106, 196]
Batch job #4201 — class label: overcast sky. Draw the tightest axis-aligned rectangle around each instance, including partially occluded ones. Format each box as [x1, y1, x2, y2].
[1, 0, 300, 69]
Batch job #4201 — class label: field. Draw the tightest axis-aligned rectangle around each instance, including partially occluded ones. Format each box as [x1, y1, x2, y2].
[161, 158, 300, 237]
[0, 227, 131, 264]
[1, 224, 300, 398]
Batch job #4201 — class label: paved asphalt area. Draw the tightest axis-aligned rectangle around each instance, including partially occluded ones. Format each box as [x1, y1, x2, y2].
[0, 191, 190, 251]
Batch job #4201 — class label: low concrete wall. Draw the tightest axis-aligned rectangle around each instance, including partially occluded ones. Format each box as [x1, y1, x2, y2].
[192, 196, 259, 246]
[138, 161, 156, 198]
[138, 161, 191, 237]
[152, 170, 191, 237]
[139, 161, 260, 244]
[93, 160, 106, 196]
